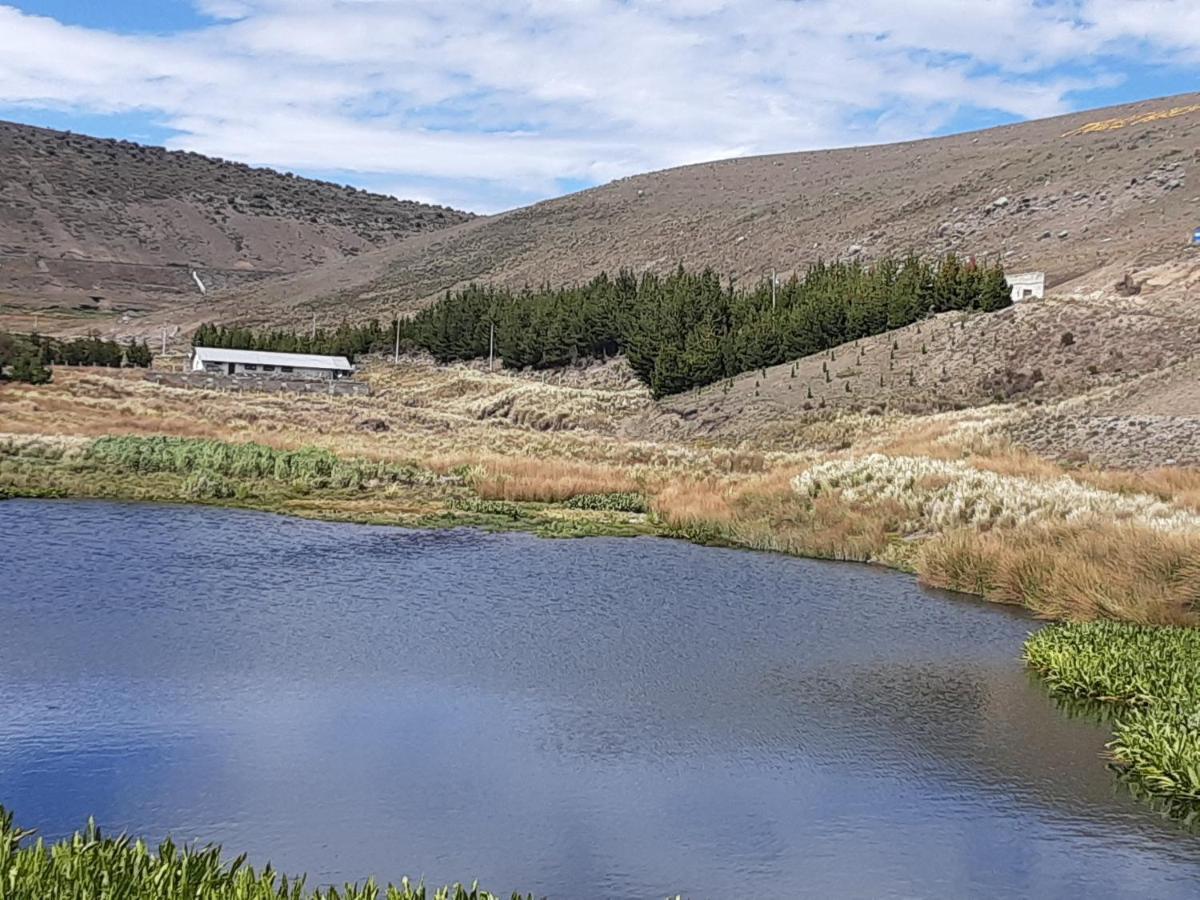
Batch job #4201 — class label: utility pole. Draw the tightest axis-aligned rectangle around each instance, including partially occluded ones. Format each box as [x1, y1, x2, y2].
[393, 315, 400, 364]
[488, 322, 495, 371]
[310, 312, 317, 341]
[161, 328, 167, 356]
[771, 269, 777, 311]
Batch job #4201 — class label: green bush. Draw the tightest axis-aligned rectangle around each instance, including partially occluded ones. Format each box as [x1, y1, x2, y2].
[563, 492, 647, 513]
[450, 497, 525, 520]
[0, 807, 527, 900]
[1025, 621, 1200, 821]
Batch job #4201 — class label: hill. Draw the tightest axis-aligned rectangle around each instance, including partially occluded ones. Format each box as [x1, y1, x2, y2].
[0, 120, 471, 329]
[184, 92, 1200, 329]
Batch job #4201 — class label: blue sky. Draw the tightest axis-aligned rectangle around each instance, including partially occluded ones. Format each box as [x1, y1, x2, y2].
[2, 1, 1199, 214]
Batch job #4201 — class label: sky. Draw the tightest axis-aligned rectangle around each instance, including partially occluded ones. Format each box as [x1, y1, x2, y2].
[1, 1, 1199, 214]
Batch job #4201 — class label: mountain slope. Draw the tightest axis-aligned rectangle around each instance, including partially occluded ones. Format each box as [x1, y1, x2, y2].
[0, 120, 470, 325]
[187, 92, 1200, 329]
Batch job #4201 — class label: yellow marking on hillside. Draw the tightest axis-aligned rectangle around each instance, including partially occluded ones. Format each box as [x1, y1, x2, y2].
[1063, 104, 1200, 137]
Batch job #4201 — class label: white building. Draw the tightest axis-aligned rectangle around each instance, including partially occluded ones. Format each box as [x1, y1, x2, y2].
[1005, 271, 1045, 302]
[190, 346, 354, 380]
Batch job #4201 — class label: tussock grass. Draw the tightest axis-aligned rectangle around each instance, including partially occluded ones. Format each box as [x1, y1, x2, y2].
[919, 524, 1200, 625]
[793, 454, 1200, 533]
[1025, 623, 1200, 820]
[467, 457, 644, 502]
[0, 807, 526, 900]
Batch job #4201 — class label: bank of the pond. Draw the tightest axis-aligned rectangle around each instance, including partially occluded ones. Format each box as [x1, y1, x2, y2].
[5, 433, 1200, 628]
[0, 808, 524, 900]
[0, 435, 659, 540]
[1025, 622, 1200, 823]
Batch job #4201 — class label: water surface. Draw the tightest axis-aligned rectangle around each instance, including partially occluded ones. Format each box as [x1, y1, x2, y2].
[2, 499, 1198, 898]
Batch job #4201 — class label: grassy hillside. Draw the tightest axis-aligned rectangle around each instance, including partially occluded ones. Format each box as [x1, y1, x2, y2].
[0, 120, 471, 328]
[188, 92, 1200, 328]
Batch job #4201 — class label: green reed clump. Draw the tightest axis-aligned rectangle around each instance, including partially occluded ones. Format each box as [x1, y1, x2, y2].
[85, 436, 432, 490]
[183, 471, 237, 500]
[0, 807, 528, 900]
[1025, 621, 1200, 820]
[449, 497, 526, 520]
[563, 492, 647, 514]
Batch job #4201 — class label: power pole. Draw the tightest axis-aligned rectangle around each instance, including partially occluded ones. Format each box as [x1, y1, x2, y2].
[161, 328, 167, 356]
[488, 322, 495, 371]
[393, 315, 400, 364]
[771, 269, 777, 311]
[310, 312, 317, 341]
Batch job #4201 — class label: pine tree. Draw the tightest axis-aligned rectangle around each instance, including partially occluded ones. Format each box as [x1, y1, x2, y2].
[10, 353, 51, 384]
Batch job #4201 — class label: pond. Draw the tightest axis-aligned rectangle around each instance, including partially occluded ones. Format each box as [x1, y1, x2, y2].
[2, 499, 1199, 898]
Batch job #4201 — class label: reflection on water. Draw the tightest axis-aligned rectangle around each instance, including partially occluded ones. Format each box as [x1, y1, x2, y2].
[2, 499, 1199, 899]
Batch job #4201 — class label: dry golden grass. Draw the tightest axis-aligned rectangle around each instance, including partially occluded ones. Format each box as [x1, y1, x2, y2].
[919, 523, 1200, 625]
[1076, 466, 1200, 510]
[466, 456, 644, 502]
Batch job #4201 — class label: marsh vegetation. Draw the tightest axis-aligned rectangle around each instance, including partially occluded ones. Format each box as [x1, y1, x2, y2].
[0, 807, 522, 900]
[1025, 622, 1200, 822]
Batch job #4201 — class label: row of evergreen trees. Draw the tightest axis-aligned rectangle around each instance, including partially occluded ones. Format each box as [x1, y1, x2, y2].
[400, 255, 1011, 397]
[0, 332, 155, 384]
[192, 255, 1011, 398]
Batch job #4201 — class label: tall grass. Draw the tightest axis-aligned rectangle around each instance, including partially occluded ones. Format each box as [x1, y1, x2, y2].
[1025, 622, 1200, 821]
[86, 436, 434, 491]
[465, 457, 643, 503]
[919, 524, 1200, 625]
[0, 807, 528, 900]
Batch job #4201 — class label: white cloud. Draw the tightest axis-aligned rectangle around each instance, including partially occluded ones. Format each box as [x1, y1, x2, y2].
[0, 1, 1198, 212]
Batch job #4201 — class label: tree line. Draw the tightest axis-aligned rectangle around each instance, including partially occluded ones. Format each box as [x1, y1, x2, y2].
[193, 255, 1011, 398]
[0, 331, 154, 384]
[191, 321, 390, 362]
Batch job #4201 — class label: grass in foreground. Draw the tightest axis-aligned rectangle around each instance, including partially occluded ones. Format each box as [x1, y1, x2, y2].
[0, 807, 528, 900]
[1025, 622, 1200, 822]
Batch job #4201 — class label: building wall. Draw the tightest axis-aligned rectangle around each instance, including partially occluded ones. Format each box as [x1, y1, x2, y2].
[1005, 273, 1045, 302]
[149, 371, 370, 396]
[193, 358, 346, 379]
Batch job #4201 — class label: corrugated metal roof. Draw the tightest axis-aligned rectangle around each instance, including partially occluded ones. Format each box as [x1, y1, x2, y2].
[191, 347, 353, 370]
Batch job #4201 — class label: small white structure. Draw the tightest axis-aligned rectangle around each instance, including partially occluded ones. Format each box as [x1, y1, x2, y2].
[1005, 271, 1045, 302]
[190, 346, 354, 380]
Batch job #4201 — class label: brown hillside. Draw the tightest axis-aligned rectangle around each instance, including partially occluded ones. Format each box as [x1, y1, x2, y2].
[0, 120, 470, 328]
[186, 91, 1200, 329]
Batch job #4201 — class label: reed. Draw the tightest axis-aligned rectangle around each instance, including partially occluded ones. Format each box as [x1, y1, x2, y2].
[1025, 622, 1200, 821]
[0, 807, 528, 900]
[86, 435, 435, 490]
[563, 492, 647, 513]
